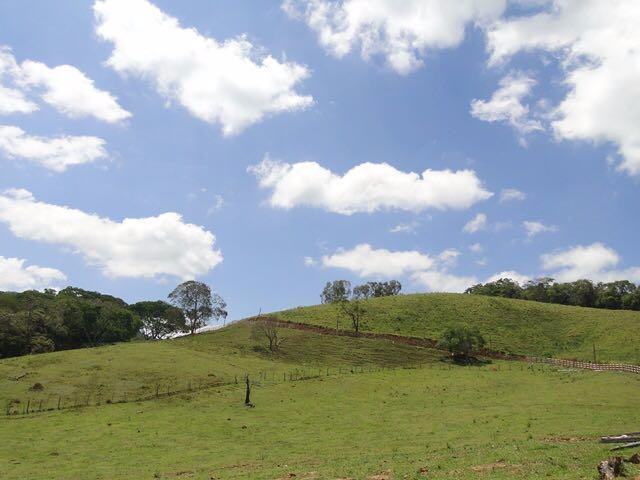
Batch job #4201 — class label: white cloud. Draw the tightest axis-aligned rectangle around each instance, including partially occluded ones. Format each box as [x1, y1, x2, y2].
[0, 189, 222, 279]
[0, 47, 38, 115]
[540, 242, 640, 283]
[485, 270, 530, 285]
[94, 0, 313, 135]
[283, 0, 506, 74]
[486, 0, 640, 175]
[500, 188, 526, 202]
[438, 248, 460, 266]
[0, 125, 107, 172]
[469, 242, 483, 253]
[470, 71, 543, 134]
[206, 194, 225, 216]
[303, 256, 317, 267]
[1, 45, 129, 122]
[389, 221, 419, 234]
[523, 220, 557, 237]
[249, 156, 493, 215]
[0, 256, 66, 291]
[0, 85, 38, 115]
[412, 270, 478, 293]
[463, 213, 487, 233]
[321, 243, 434, 277]
[19, 60, 131, 123]
[320, 243, 477, 292]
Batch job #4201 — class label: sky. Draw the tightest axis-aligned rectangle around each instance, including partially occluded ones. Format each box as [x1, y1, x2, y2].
[1, 0, 639, 323]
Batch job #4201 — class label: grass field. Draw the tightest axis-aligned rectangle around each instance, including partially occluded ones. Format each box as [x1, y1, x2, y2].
[273, 293, 640, 363]
[1, 294, 639, 479]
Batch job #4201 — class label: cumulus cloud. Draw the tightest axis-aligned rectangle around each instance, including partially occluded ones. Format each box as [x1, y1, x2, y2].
[485, 270, 530, 285]
[0, 45, 129, 122]
[486, 0, 640, 175]
[0, 189, 222, 279]
[94, 0, 313, 135]
[0, 256, 66, 291]
[19, 60, 131, 123]
[0, 48, 38, 115]
[540, 242, 640, 283]
[249, 156, 493, 215]
[523, 220, 557, 237]
[471, 72, 542, 134]
[321, 243, 434, 277]
[463, 213, 487, 233]
[283, 0, 506, 74]
[318, 243, 477, 292]
[0, 125, 107, 172]
[0, 85, 38, 115]
[411, 270, 478, 293]
[500, 188, 526, 202]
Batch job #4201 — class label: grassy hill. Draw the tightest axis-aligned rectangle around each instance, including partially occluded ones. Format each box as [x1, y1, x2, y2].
[271, 293, 640, 364]
[1, 295, 640, 479]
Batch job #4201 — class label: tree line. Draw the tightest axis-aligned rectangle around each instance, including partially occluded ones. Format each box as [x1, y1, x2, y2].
[0, 281, 227, 359]
[465, 277, 640, 311]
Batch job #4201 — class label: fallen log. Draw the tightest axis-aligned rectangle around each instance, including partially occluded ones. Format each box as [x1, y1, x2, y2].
[611, 441, 640, 451]
[601, 434, 640, 444]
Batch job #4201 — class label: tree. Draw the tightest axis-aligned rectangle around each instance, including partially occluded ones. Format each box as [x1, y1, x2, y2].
[251, 318, 285, 352]
[522, 277, 554, 302]
[339, 299, 367, 334]
[439, 325, 485, 362]
[130, 301, 185, 340]
[353, 280, 402, 299]
[168, 281, 227, 334]
[321, 280, 351, 304]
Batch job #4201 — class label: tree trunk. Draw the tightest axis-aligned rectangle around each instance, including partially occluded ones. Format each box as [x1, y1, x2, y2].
[244, 376, 251, 405]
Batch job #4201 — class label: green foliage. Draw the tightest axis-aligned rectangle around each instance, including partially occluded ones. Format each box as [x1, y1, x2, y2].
[439, 324, 485, 360]
[0, 288, 140, 359]
[129, 300, 186, 339]
[352, 280, 401, 299]
[320, 280, 351, 304]
[466, 277, 640, 311]
[168, 281, 227, 334]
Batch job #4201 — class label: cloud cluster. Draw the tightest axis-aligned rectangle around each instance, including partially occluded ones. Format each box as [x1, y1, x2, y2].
[316, 243, 478, 293]
[541, 242, 640, 283]
[463, 213, 487, 233]
[0, 256, 66, 291]
[0, 126, 107, 172]
[500, 188, 526, 202]
[486, 0, 640, 175]
[94, 0, 313, 136]
[470, 72, 542, 134]
[0, 46, 129, 123]
[250, 156, 493, 214]
[321, 243, 434, 278]
[523, 220, 557, 238]
[0, 189, 222, 279]
[283, 0, 506, 74]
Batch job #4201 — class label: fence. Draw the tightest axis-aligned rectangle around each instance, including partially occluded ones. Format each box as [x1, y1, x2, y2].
[526, 356, 640, 375]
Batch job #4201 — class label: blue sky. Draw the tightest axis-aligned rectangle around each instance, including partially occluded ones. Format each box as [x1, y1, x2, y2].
[1, 0, 639, 322]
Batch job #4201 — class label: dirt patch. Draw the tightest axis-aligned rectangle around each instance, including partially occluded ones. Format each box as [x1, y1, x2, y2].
[545, 436, 592, 443]
[368, 470, 392, 480]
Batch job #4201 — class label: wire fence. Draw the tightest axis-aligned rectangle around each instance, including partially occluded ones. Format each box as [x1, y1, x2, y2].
[526, 356, 640, 375]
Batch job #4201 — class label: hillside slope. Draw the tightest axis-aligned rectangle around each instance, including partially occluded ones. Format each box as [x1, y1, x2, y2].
[270, 293, 640, 363]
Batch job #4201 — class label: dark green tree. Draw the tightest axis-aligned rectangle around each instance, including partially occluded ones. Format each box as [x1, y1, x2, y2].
[168, 281, 227, 334]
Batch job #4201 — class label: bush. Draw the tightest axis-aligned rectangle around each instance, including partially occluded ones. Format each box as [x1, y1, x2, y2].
[439, 325, 485, 362]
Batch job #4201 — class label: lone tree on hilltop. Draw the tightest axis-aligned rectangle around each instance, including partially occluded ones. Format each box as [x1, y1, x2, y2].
[251, 318, 285, 352]
[439, 325, 486, 363]
[168, 281, 227, 334]
[339, 299, 367, 334]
